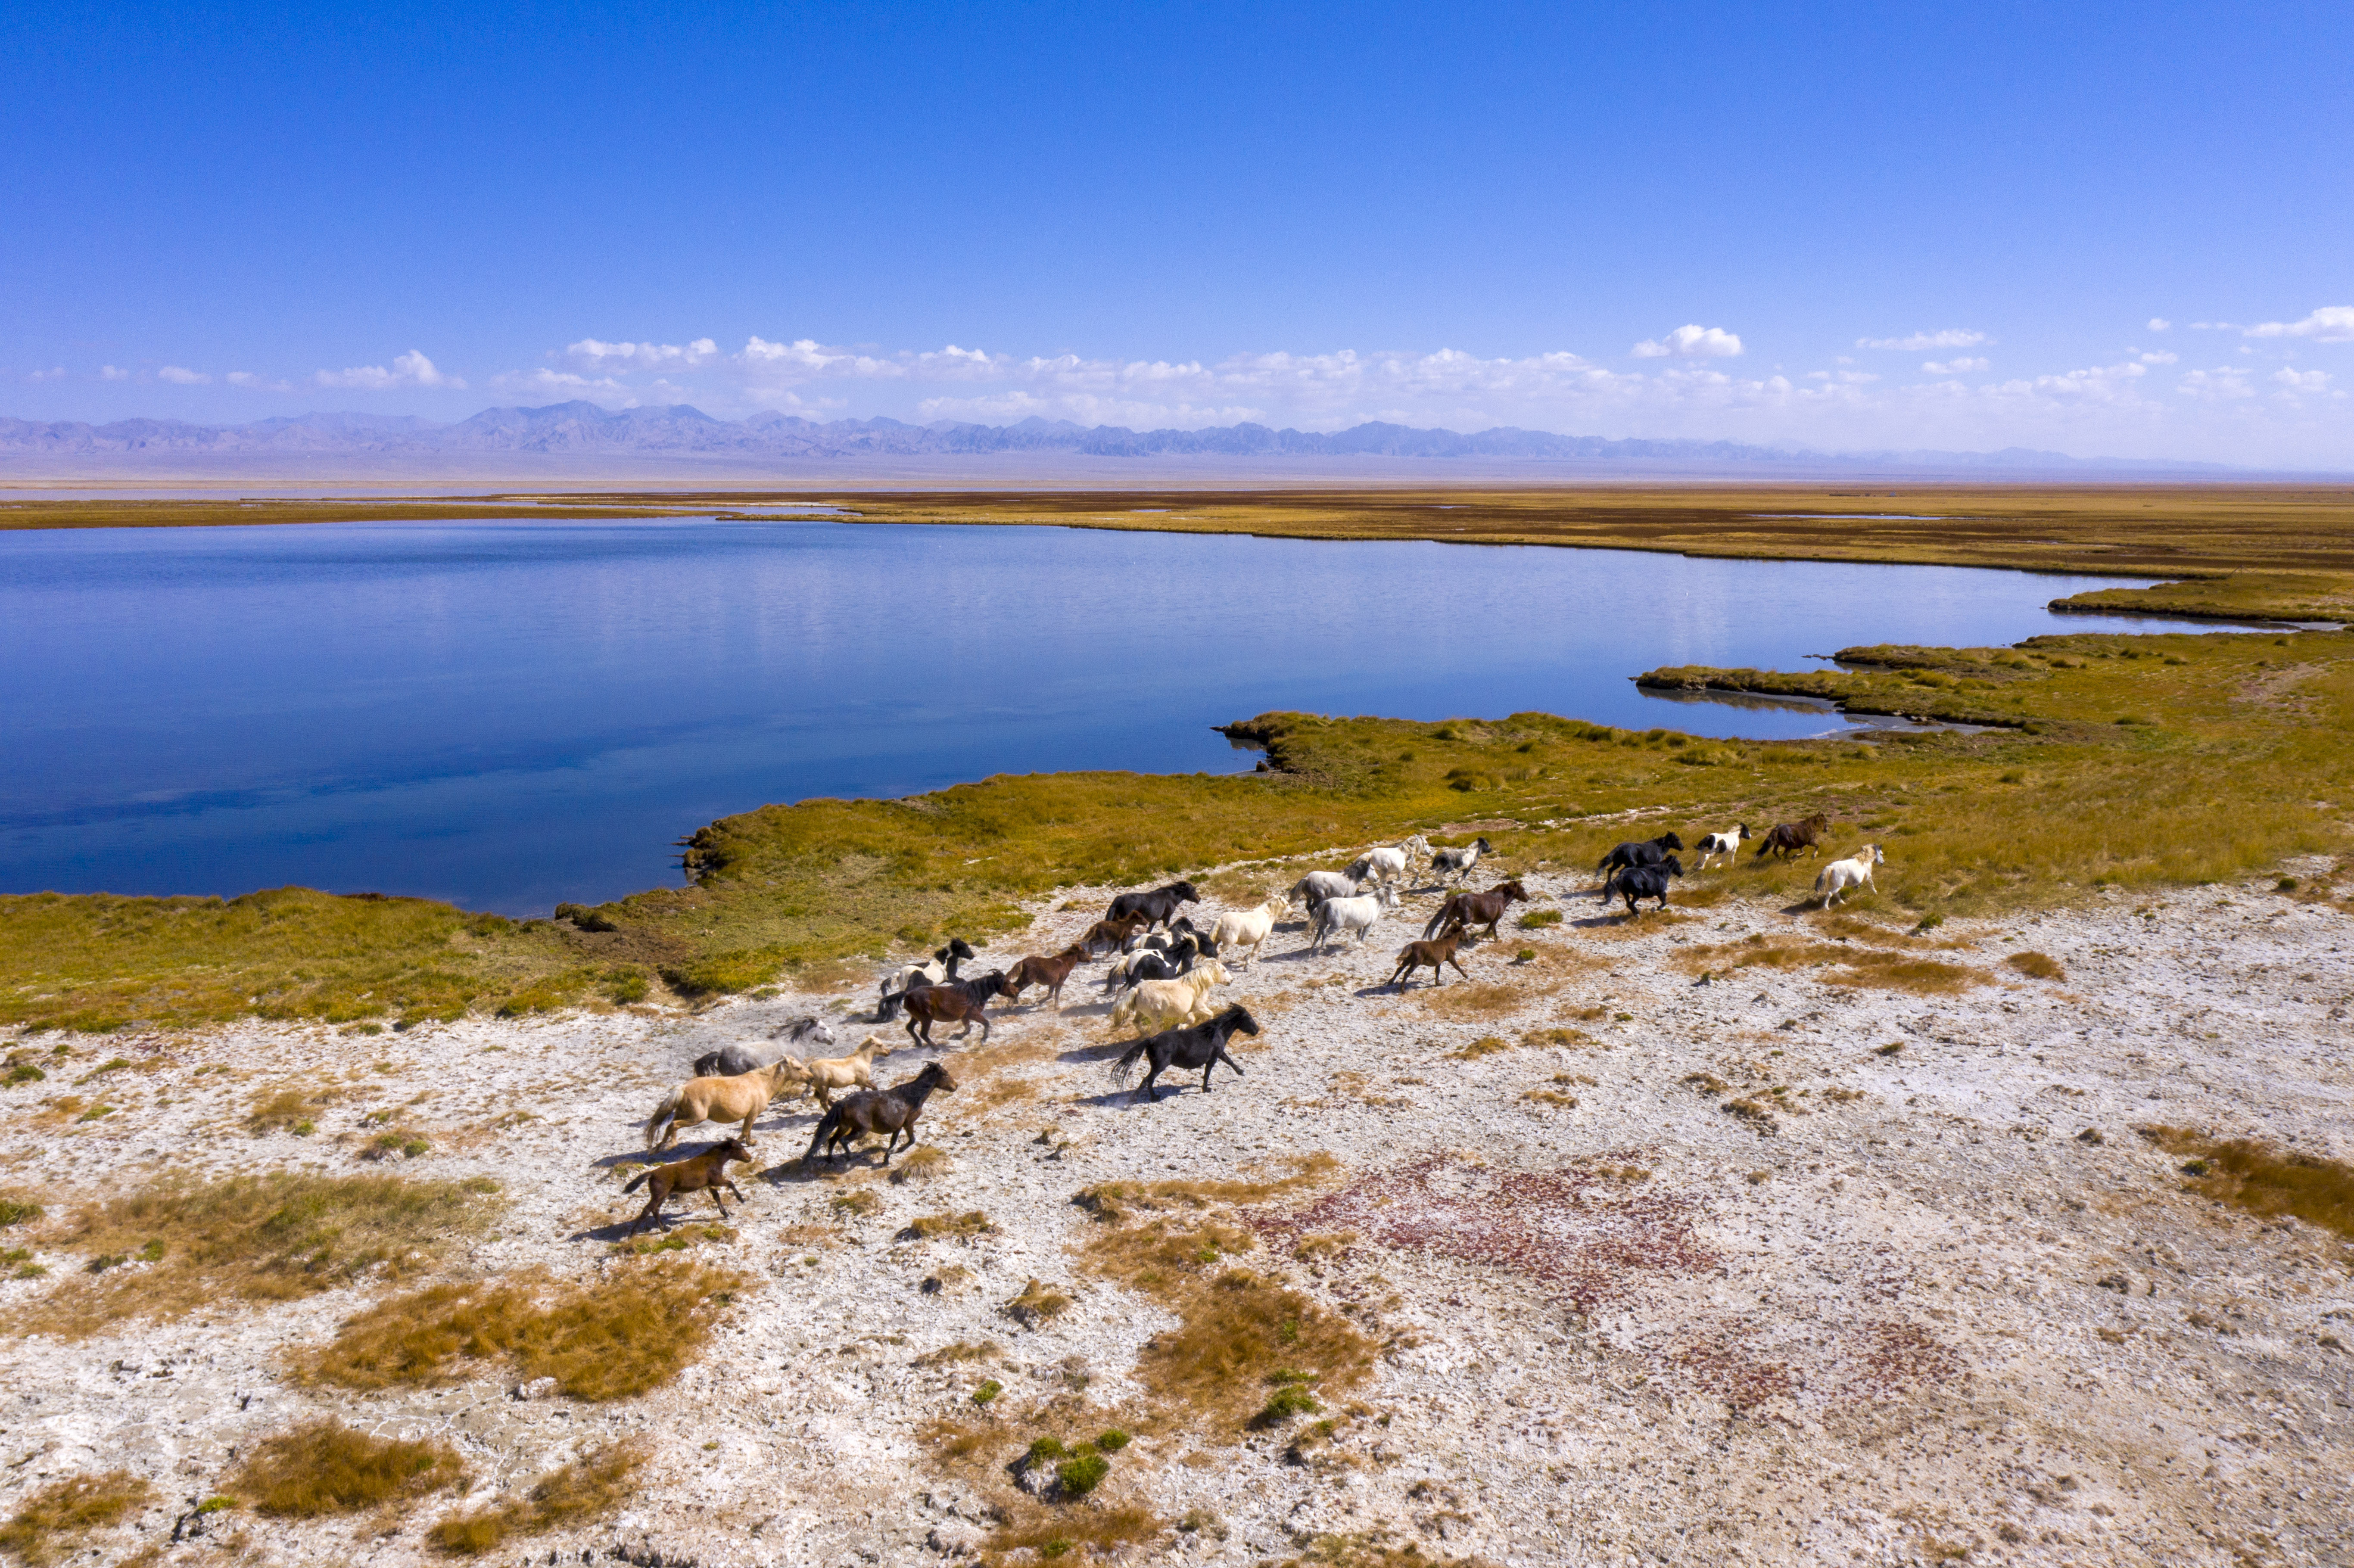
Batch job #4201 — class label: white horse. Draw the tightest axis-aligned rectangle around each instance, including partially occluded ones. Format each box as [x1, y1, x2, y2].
[1311, 885, 1399, 952]
[1694, 824, 1751, 871]
[1208, 898, 1287, 969]
[1347, 836, 1427, 887]
[1814, 845, 1884, 907]
[1109, 961, 1233, 1036]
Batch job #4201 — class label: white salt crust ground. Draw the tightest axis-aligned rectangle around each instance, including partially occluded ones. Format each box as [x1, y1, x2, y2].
[2, 859, 2350, 1568]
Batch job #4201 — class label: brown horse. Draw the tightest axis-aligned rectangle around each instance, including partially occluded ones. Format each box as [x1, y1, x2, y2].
[803, 1062, 958, 1167]
[1423, 878, 1530, 941]
[1756, 814, 1830, 859]
[1386, 929, 1472, 988]
[1006, 945, 1089, 1008]
[901, 971, 1016, 1047]
[1075, 912, 1149, 956]
[623, 1136, 752, 1235]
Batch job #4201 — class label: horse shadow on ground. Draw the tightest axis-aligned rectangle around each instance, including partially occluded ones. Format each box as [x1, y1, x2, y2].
[1056, 1034, 1136, 1064]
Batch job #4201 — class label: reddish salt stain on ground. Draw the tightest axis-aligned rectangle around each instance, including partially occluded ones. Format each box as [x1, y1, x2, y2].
[1258, 1152, 1959, 1414]
[1254, 1151, 1717, 1310]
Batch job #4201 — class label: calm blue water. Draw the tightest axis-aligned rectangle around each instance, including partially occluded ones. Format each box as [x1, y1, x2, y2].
[0, 518, 2224, 913]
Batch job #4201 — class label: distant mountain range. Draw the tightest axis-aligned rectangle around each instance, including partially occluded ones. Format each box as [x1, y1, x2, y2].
[0, 401, 2249, 475]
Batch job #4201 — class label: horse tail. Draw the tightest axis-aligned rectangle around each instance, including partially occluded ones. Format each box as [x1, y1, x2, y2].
[622, 1167, 652, 1195]
[1109, 989, 1136, 1032]
[643, 1088, 682, 1150]
[1110, 1039, 1151, 1089]
[803, 1106, 843, 1165]
[877, 987, 906, 1021]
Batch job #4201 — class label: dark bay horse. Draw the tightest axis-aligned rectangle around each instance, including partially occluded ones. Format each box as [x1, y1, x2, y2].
[1111, 1004, 1259, 1103]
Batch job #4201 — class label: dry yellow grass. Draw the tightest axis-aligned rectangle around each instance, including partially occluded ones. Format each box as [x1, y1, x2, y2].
[1073, 1151, 1371, 1439]
[18, 1172, 500, 1336]
[2142, 1128, 2354, 1238]
[983, 1499, 1164, 1562]
[0, 1471, 152, 1565]
[1074, 1152, 1337, 1223]
[903, 1210, 993, 1240]
[1419, 982, 1548, 1020]
[424, 1442, 645, 1555]
[290, 1258, 748, 1400]
[229, 1419, 466, 1518]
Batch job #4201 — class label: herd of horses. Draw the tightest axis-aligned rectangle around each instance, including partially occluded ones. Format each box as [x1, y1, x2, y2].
[618, 815, 1886, 1231]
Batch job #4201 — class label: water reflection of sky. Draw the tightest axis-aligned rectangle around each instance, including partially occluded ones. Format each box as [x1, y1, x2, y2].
[0, 517, 2251, 911]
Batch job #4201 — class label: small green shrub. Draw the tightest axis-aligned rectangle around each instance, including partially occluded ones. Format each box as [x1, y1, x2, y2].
[1516, 909, 1562, 929]
[1056, 1450, 1111, 1496]
[1095, 1429, 1130, 1452]
[971, 1379, 1002, 1405]
[0, 1197, 43, 1226]
[1252, 1384, 1320, 1426]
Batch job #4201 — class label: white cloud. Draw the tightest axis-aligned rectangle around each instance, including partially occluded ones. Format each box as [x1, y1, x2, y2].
[467, 327, 2354, 468]
[2148, 318, 2172, 332]
[314, 349, 465, 391]
[24, 366, 67, 382]
[2272, 367, 2333, 392]
[224, 370, 293, 391]
[2177, 366, 2254, 401]
[158, 365, 211, 385]
[1630, 324, 1743, 359]
[2138, 351, 2178, 365]
[489, 367, 636, 404]
[564, 337, 719, 369]
[99, 364, 128, 381]
[2242, 306, 2354, 343]
[1857, 328, 1988, 351]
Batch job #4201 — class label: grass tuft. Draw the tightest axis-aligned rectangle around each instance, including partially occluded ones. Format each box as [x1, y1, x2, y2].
[424, 1441, 645, 1555]
[290, 1258, 749, 1400]
[903, 1210, 993, 1240]
[230, 1419, 466, 1518]
[19, 1171, 500, 1336]
[2006, 950, 2065, 980]
[891, 1145, 950, 1183]
[2140, 1127, 2354, 1238]
[1006, 1278, 1073, 1326]
[0, 1471, 153, 1565]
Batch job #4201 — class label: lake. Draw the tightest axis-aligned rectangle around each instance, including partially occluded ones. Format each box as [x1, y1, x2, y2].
[0, 517, 2228, 913]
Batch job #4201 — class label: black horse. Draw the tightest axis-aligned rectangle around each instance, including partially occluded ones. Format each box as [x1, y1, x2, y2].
[1106, 880, 1200, 933]
[1610, 857, 1684, 914]
[1111, 1004, 1259, 1104]
[1597, 833, 1684, 882]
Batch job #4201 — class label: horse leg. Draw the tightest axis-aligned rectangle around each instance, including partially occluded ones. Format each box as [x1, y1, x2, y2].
[1447, 955, 1470, 982]
[739, 1108, 758, 1146]
[1136, 1058, 1162, 1104]
[1201, 1059, 1216, 1094]
[975, 1013, 991, 1044]
[710, 1187, 730, 1222]
[628, 1191, 662, 1237]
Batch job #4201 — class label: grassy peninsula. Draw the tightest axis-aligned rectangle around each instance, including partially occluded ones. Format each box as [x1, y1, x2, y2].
[4, 622, 2349, 1034]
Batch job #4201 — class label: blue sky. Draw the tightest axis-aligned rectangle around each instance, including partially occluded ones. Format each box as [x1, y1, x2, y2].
[3, 0, 2350, 464]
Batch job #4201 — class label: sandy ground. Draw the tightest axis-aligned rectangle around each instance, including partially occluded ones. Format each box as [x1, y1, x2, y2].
[3, 856, 2350, 1568]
